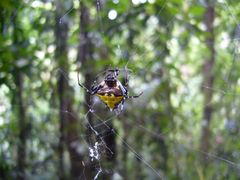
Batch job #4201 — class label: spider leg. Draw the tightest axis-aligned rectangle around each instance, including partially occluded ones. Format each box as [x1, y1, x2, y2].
[91, 84, 102, 95]
[126, 92, 143, 99]
[77, 72, 93, 95]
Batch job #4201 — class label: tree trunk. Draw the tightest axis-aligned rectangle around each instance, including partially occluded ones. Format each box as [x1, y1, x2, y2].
[77, 1, 93, 116]
[54, 0, 89, 179]
[14, 70, 27, 180]
[200, 0, 215, 162]
[77, 2, 96, 178]
[122, 121, 129, 179]
[65, 104, 91, 179]
[54, 1, 68, 178]
[77, 2, 117, 178]
[57, 74, 67, 180]
[12, 9, 27, 180]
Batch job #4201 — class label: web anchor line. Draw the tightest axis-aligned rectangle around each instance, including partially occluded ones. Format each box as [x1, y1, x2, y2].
[91, 112, 166, 180]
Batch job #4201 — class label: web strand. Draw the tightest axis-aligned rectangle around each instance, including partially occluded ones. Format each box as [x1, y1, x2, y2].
[54, 1, 240, 179]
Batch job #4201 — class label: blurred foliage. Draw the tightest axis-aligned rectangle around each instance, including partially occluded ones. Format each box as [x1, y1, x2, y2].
[0, 0, 240, 179]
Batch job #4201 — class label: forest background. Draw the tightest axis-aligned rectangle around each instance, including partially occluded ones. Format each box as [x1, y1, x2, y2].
[0, 0, 240, 179]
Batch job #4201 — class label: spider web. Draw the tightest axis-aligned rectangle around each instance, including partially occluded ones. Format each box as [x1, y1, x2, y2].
[0, 0, 240, 179]
[58, 66, 165, 179]
[53, 0, 240, 179]
[54, 0, 240, 179]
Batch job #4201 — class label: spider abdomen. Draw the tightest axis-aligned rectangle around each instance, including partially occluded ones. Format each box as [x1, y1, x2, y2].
[97, 93, 124, 110]
[77, 68, 142, 112]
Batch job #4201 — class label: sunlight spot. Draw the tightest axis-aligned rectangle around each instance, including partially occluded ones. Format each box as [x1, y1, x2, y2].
[73, 0, 79, 8]
[108, 9, 117, 20]
[0, 117, 3, 126]
[192, 36, 200, 44]
[218, 0, 225, 3]
[132, 0, 140, 5]
[44, 2, 52, 10]
[47, 45, 55, 54]
[16, 59, 28, 68]
[40, 17, 46, 24]
[31, 0, 43, 8]
[140, 0, 147, 3]
[40, 72, 51, 81]
[148, 0, 155, 3]
[0, 103, 6, 115]
[132, 0, 147, 5]
[69, 48, 77, 60]
[43, 58, 51, 67]
[112, 0, 119, 4]
[29, 37, 36, 44]
[113, 173, 122, 179]
[0, 85, 9, 126]
[32, 1, 52, 9]
[147, 16, 158, 26]
[220, 33, 230, 49]
[198, 22, 206, 31]
[35, 51, 45, 59]
[2, 141, 9, 150]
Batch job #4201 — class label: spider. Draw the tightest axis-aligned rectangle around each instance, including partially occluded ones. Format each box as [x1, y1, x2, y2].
[77, 67, 143, 112]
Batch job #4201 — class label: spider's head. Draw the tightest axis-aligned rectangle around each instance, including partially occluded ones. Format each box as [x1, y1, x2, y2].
[105, 69, 119, 87]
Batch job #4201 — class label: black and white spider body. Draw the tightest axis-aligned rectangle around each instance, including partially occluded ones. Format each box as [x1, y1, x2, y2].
[78, 68, 142, 111]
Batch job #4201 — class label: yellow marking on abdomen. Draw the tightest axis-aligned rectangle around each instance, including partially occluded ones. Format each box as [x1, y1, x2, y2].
[97, 94, 123, 110]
